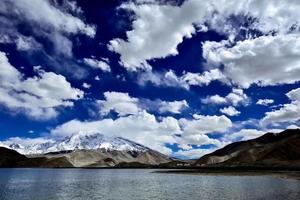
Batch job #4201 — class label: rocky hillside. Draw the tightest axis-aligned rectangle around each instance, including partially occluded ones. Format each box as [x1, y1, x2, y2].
[39, 148, 170, 167]
[195, 129, 300, 168]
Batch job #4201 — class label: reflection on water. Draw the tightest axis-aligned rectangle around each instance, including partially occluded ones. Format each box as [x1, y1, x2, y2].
[0, 169, 300, 200]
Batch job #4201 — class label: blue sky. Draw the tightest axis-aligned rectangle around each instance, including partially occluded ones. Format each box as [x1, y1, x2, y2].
[1, 0, 300, 158]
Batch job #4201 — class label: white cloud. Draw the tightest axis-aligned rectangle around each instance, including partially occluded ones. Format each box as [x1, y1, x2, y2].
[203, 95, 227, 104]
[261, 103, 300, 126]
[256, 99, 274, 106]
[138, 69, 223, 89]
[220, 106, 240, 116]
[179, 114, 232, 136]
[15, 36, 41, 51]
[109, 0, 300, 71]
[226, 89, 249, 106]
[83, 58, 111, 72]
[0, 51, 83, 119]
[97, 91, 140, 117]
[202, 88, 249, 106]
[0, 0, 95, 57]
[173, 148, 215, 159]
[181, 69, 224, 86]
[9, 0, 95, 36]
[226, 129, 265, 141]
[203, 34, 300, 88]
[108, 1, 204, 70]
[158, 100, 188, 114]
[97, 91, 190, 116]
[261, 88, 300, 126]
[287, 124, 300, 129]
[176, 134, 224, 152]
[225, 128, 284, 142]
[138, 70, 189, 89]
[82, 83, 91, 89]
[287, 88, 300, 101]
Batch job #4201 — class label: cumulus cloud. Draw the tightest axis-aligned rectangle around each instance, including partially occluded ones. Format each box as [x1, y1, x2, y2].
[97, 91, 190, 116]
[97, 91, 140, 117]
[179, 114, 232, 136]
[109, 0, 300, 70]
[287, 88, 300, 101]
[226, 129, 265, 141]
[202, 88, 249, 106]
[0, 0, 95, 54]
[0, 0, 96, 78]
[138, 69, 223, 89]
[173, 148, 216, 159]
[181, 69, 225, 86]
[220, 106, 240, 116]
[158, 100, 188, 114]
[83, 58, 111, 72]
[203, 95, 227, 104]
[261, 88, 300, 126]
[82, 82, 91, 89]
[287, 124, 300, 129]
[176, 134, 225, 152]
[0, 52, 83, 119]
[256, 99, 274, 106]
[138, 70, 189, 89]
[225, 128, 284, 142]
[203, 34, 300, 88]
[108, 1, 204, 70]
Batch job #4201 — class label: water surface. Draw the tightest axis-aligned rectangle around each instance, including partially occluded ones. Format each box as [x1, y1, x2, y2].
[0, 169, 300, 200]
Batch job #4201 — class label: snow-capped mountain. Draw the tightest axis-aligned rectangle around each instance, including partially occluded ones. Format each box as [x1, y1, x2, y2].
[0, 133, 149, 155]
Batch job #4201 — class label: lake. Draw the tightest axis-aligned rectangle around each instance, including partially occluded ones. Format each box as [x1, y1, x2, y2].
[0, 169, 300, 200]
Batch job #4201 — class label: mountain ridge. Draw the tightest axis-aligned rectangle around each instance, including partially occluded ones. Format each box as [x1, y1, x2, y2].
[0, 133, 150, 155]
[195, 129, 300, 168]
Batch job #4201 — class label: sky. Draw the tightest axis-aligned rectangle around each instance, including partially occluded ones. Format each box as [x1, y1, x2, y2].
[0, 0, 300, 159]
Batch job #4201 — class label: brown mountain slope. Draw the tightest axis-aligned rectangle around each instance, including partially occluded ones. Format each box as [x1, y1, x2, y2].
[0, 147, 28, 167]
[0, 147, 73, 168]
[42, 148, 171, 167]
[195, 129, 300, 168]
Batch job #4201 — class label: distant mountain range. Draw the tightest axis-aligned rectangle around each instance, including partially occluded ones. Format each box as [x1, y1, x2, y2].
[0, 133, 171, 167]
[1, 129, 300, 168]
[0, 133, 150, 155]
[195, 129, 300, 169]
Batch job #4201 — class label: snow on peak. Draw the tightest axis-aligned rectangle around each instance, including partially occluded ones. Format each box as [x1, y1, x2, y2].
[0, 133, 149, 155]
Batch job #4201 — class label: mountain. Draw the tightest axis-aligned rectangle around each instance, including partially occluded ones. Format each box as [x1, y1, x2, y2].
[0, 147, 29, 167]
[195, 129, 300, 168]
[1, 133, 149, 155]
[0, 147, 73, 168]
[0, 133, 171, 167]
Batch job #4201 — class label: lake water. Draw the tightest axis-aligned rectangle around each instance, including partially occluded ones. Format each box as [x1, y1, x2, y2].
[0, 169, 300, 200]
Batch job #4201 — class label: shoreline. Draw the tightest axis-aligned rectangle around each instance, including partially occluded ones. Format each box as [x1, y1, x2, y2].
[153, 169, 300, 180]
[1, 167, 300, 180]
